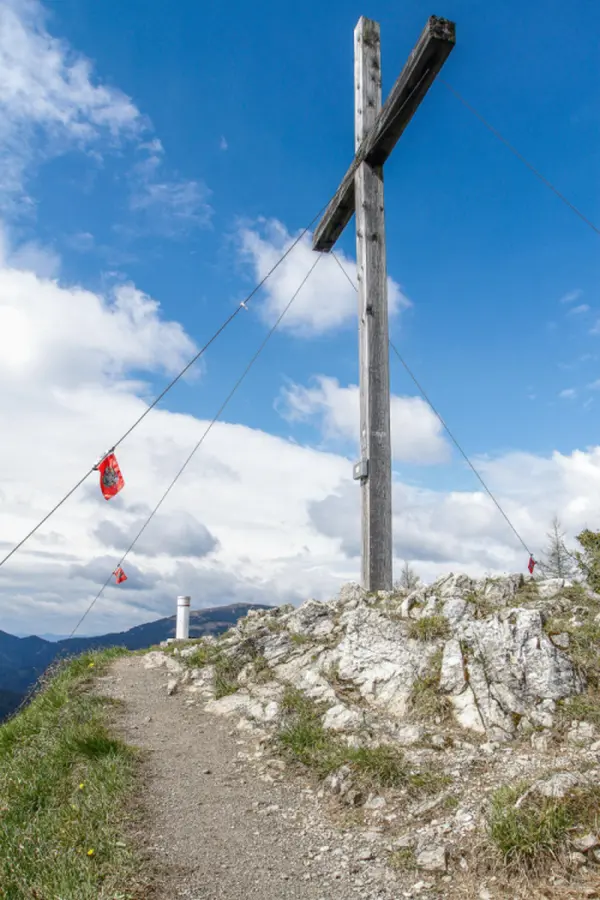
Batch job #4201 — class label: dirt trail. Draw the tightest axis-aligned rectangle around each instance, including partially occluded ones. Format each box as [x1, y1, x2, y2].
[100, 656, 401, 900]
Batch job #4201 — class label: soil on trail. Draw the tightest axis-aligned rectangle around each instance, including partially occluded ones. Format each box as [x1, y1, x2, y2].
[100, 656, 399, 900]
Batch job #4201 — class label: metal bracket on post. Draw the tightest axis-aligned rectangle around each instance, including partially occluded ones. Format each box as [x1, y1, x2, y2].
[353, 458, 369, 482]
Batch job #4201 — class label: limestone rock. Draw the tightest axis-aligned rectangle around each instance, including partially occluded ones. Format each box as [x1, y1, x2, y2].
[177, 572, 590, 748]
[567, 721, 596, 745]
[416, 845, 447, 873]
[440, 639, 465, 694]
[322, 703, 362, 733]
[571, 833, 598, 853]
[533, 772, 580, 799]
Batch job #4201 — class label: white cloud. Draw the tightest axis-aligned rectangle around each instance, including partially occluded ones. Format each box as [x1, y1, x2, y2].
[567, 304, 590, 316]
[238, 219, 410, 336]
[220, 136, 228, 151]
[588, 380, 600, 391]
[0, 0, 142, 205]
[3, 242, 600, 636]
[0, 1, 208, 234]
[278, 376, 449, 464]
[0, 244, 354, 634]
[559, 289, 583, 304]
[95, 510, 219, 559]
[66, 231, 95, 253]
[309, 447, 600, 578]
[558, 388, 577, 399]
[0, 223, 60, 277]
[0, 260, 196, 386]
[129, 140, 212, 235]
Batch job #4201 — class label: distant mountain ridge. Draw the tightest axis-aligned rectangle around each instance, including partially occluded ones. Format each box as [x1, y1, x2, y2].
[0, 603, 271, 721]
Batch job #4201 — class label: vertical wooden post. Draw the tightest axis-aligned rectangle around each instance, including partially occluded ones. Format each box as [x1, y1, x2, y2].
[354, 17, 393, 591]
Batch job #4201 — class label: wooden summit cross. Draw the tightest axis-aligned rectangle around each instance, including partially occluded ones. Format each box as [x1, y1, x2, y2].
[313, 15, 455, 592]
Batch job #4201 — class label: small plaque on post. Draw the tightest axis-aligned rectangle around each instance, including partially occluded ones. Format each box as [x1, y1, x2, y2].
[353, 458, 368, 481]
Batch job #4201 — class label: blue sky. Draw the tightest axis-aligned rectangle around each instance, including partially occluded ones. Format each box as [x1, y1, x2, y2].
[34, 0, 600, 461]
[0, 0, 599, 634]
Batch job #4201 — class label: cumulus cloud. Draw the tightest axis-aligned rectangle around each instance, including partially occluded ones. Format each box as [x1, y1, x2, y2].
[3, 232, 600, 636]
[129, 139, 212, 235]
[0, 0, 141, 205]
[238, 219, 410, 336]
[3, 244, 600, 635]
[95, 511, 219, 559]
[560, 289, 583, 304]
[278, 376, 449, 464]
[309, 446, 600, 579]
[0, 0, 207, 232]
[0, 268, 196, 385]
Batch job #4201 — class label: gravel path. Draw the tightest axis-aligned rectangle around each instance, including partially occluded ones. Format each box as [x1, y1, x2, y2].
[100, 656, 404, 900]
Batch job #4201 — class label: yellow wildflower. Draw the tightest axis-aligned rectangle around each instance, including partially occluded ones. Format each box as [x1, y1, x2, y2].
[78, 783, 85, 790]
[87, 849, 94, 857]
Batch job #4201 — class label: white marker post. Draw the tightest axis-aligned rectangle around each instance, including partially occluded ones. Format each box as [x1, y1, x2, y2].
[176, 595, 191, 640]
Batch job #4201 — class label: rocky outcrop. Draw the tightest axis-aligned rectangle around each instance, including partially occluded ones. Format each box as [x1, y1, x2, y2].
[147, 574, 592, 746]
[142, 573, 600, 895]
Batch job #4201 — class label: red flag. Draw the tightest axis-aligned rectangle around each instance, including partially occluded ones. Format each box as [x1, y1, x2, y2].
[113, 567, 127, 584]
[528, 556, 536, 575]
[97, 452, 125, 500]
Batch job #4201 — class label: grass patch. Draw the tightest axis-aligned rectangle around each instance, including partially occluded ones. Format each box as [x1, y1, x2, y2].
[408, 650, 453, 722]
[0, 648, 139, 900]
[389, 847, 416, 871]
[184, 640, 222, 669]
[252, 654, 273, 684]
[213, 655, 244, 698]
[510, 578, 540, 607]
[545, 614, 600, 706]
[290, 633, 311, 646]
[184, 638, 263, 698]
[566, 621, 600, 686]
[277, 687, 449, 794]
[465, 590, 496, 619]
[488, 780, 600, 871]
[407, 615, 450, 642]
[557, 691, 600, 728]
[560, 583, 588, 604]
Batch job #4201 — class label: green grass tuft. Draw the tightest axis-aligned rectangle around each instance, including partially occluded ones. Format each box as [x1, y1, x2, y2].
[0, 648, 139, 900]
[277, 687, 450, 794]
[464, 590, 496, 619]
[408, 650, 453, 722]
[290, 633, 311, 646]
[557, 691, 600, 727]
[184, 638, 263, 698]
[213, 655, 245, 698]
[407, 615, 450, 642]
[184, 641, 222, 669]
[389, 847, 416, 871]
[488, 780, 600, 871]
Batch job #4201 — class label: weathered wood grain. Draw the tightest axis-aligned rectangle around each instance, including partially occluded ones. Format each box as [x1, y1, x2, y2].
[313, 16, 455, 252]
[354, 17, 393, 591]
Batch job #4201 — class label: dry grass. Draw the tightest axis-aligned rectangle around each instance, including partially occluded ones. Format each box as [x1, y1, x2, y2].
[408, 649, 453, 722]
[407, 615, 451, 641]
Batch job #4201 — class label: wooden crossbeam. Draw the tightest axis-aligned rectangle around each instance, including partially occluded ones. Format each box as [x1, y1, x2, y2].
[313, 16, 455, 253]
